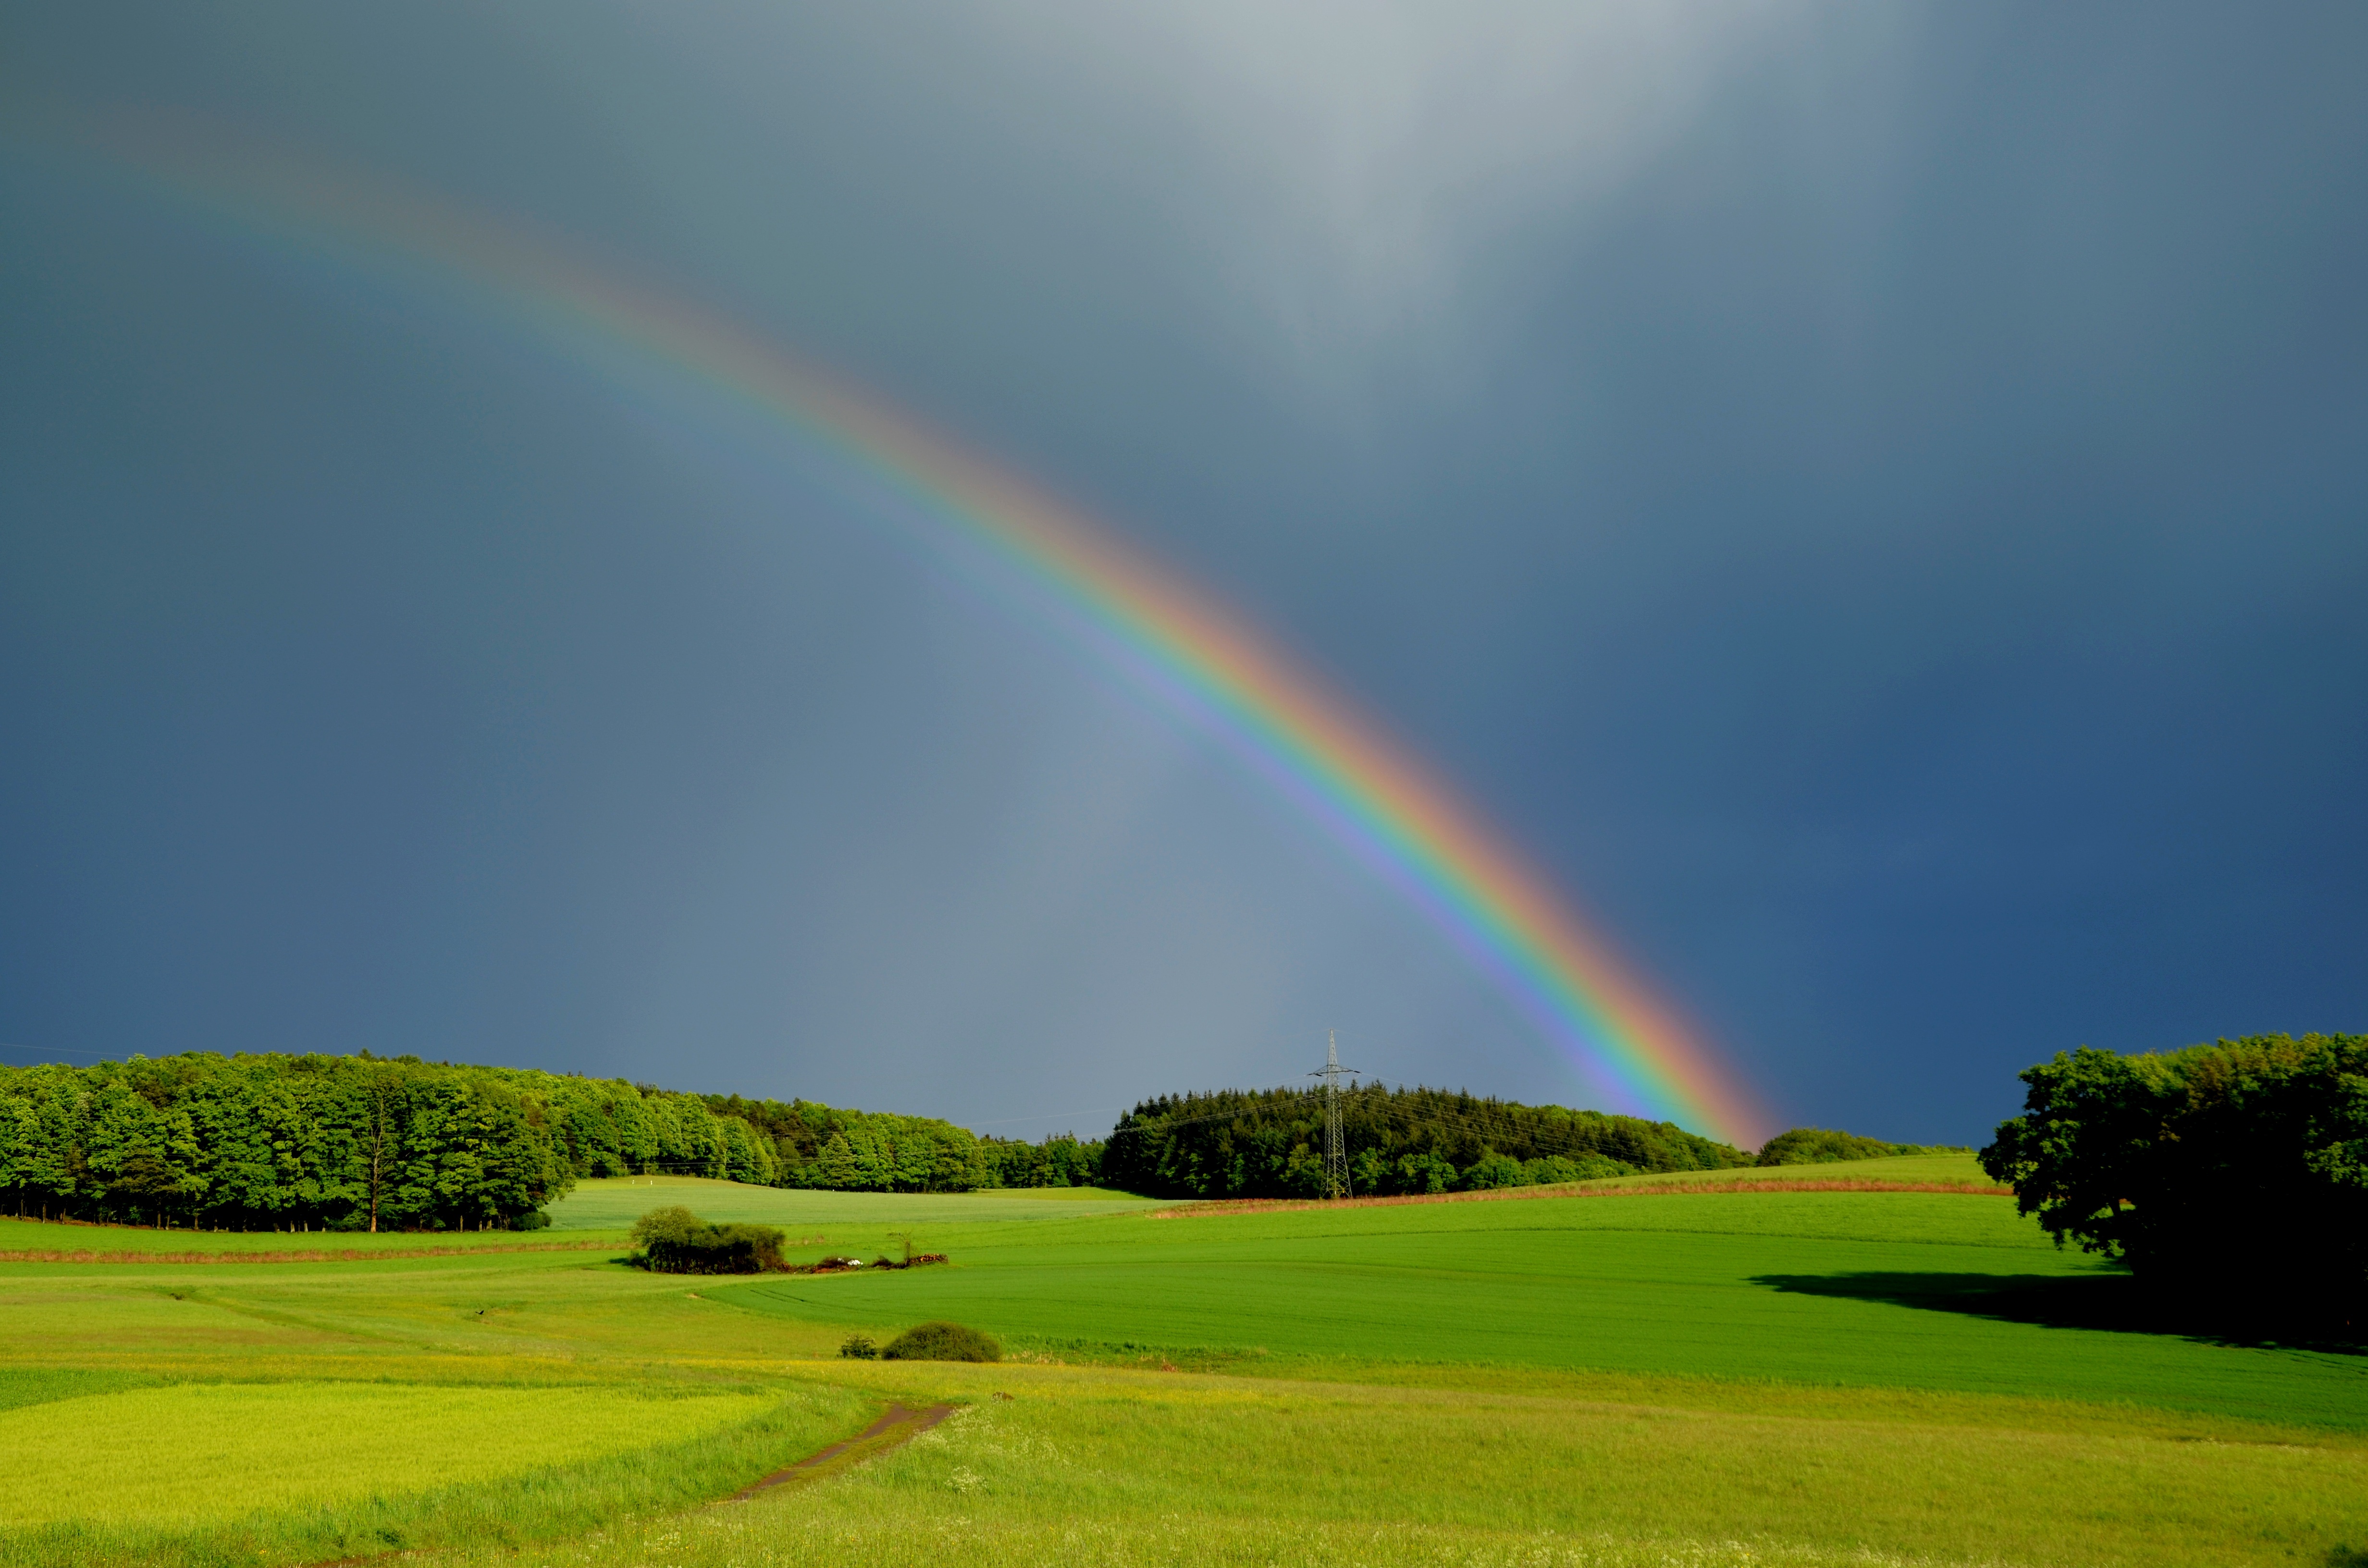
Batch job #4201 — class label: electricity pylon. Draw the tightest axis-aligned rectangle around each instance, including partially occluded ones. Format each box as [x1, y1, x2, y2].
[1308, 1029, 1358, 1199]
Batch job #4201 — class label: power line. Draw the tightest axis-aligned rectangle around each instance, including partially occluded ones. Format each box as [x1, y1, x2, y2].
[0, 1042, 138, 1061]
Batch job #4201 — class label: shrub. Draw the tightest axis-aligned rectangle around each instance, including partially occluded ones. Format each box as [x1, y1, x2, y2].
[1395, 1152, 1457, 1194]
[880, 1320, 1001, 1362]
[628, 1206, 787, 1274]
[511, 1210, 553, 1231]
[838, 1335, 878, 1360]
[1459, 1150, 1529, 1190]
[1981, 1033, 2368, 1337]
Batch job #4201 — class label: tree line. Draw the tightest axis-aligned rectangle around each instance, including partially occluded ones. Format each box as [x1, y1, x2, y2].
[697, 1094, 1106, 1192]
[1100, 1083, 1752, 1200]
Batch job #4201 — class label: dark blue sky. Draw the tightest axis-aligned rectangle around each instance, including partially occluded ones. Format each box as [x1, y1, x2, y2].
[2, 3, 2362, 1145]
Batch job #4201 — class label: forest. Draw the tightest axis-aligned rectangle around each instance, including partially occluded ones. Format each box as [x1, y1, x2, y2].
[1100, 1083, 1751, 1200]
[0, 1054, 1111, 1229]
[0, 1053, 767, 1230]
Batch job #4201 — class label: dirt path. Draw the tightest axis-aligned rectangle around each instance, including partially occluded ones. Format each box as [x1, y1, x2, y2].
[727, 1402, 959, 1500]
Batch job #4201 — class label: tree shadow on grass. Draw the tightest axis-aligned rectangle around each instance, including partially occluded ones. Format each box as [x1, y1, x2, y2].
[1753, 1270, 2364, 1355]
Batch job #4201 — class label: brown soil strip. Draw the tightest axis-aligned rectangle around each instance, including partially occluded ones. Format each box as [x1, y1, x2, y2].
[0, 1239, 620, 1265]
[728, 1402, 958, 1500]
[1154, 1178, 2010, 1219]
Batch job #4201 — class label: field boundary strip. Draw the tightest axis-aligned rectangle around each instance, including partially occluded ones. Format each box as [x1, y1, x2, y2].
[1153, 1178, 2012, 1219]
[0, 1239, 621, 1265]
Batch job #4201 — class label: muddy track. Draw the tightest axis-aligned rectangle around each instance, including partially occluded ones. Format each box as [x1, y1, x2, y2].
[728, 1402, 959, 1499]
[300, 1403, 961, 1567]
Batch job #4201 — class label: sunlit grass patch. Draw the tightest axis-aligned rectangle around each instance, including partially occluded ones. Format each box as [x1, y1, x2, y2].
[418, 1509, 1951, 1568]
[0, 1383, 762, 1527]
[0, 1380, 875, 1568]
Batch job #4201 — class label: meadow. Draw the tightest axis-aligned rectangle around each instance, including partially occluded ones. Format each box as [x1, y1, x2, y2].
[1, 1162, 2361, 1568]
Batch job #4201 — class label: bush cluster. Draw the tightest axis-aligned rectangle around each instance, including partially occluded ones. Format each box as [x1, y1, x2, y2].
[880, 1321, 1001, 1362]
[1981, 1033, 2367, 1336]
[628, 1206, 788, 1274]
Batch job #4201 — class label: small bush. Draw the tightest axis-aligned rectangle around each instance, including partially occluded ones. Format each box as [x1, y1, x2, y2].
[838, 1335, 878, 1360]
[628, 1206, 787, 1274]
[880, 1320, 1001, 1362]
[511, 1210, 552, 1231]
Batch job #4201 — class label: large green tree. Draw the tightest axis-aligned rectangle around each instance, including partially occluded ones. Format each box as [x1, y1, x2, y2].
[1981, 1033, 2368, 1335]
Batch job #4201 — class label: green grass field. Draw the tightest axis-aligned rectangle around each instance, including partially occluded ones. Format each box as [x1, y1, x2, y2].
[2, 1163, 2361, 1568]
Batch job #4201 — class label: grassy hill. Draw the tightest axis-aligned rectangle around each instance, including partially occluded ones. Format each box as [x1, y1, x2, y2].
[0, 1169, 2361, 1568]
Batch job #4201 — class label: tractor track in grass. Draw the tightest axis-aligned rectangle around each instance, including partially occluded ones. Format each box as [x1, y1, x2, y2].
[299, 1402, 962, 1568]
[727, 1401, 960, 1499]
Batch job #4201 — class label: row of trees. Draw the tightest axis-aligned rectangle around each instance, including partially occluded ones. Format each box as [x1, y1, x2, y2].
[20, 1052, 1938, 1227]
[1100, 1084, 1751, 1200]
[1981, 1032, 2366, 1336]
[699, 1095, 1103, 1192]
[978, 1133, 1105, 1189]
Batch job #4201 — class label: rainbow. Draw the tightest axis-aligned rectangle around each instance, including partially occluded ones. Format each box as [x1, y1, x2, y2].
[53, 118, 1765, 1144]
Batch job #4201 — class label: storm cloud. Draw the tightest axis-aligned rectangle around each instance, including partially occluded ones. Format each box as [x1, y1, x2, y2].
[2, 3, 2361, 1142]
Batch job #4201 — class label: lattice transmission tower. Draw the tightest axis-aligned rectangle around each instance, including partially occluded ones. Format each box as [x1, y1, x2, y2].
[1309, 1029, 1358, 1199]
